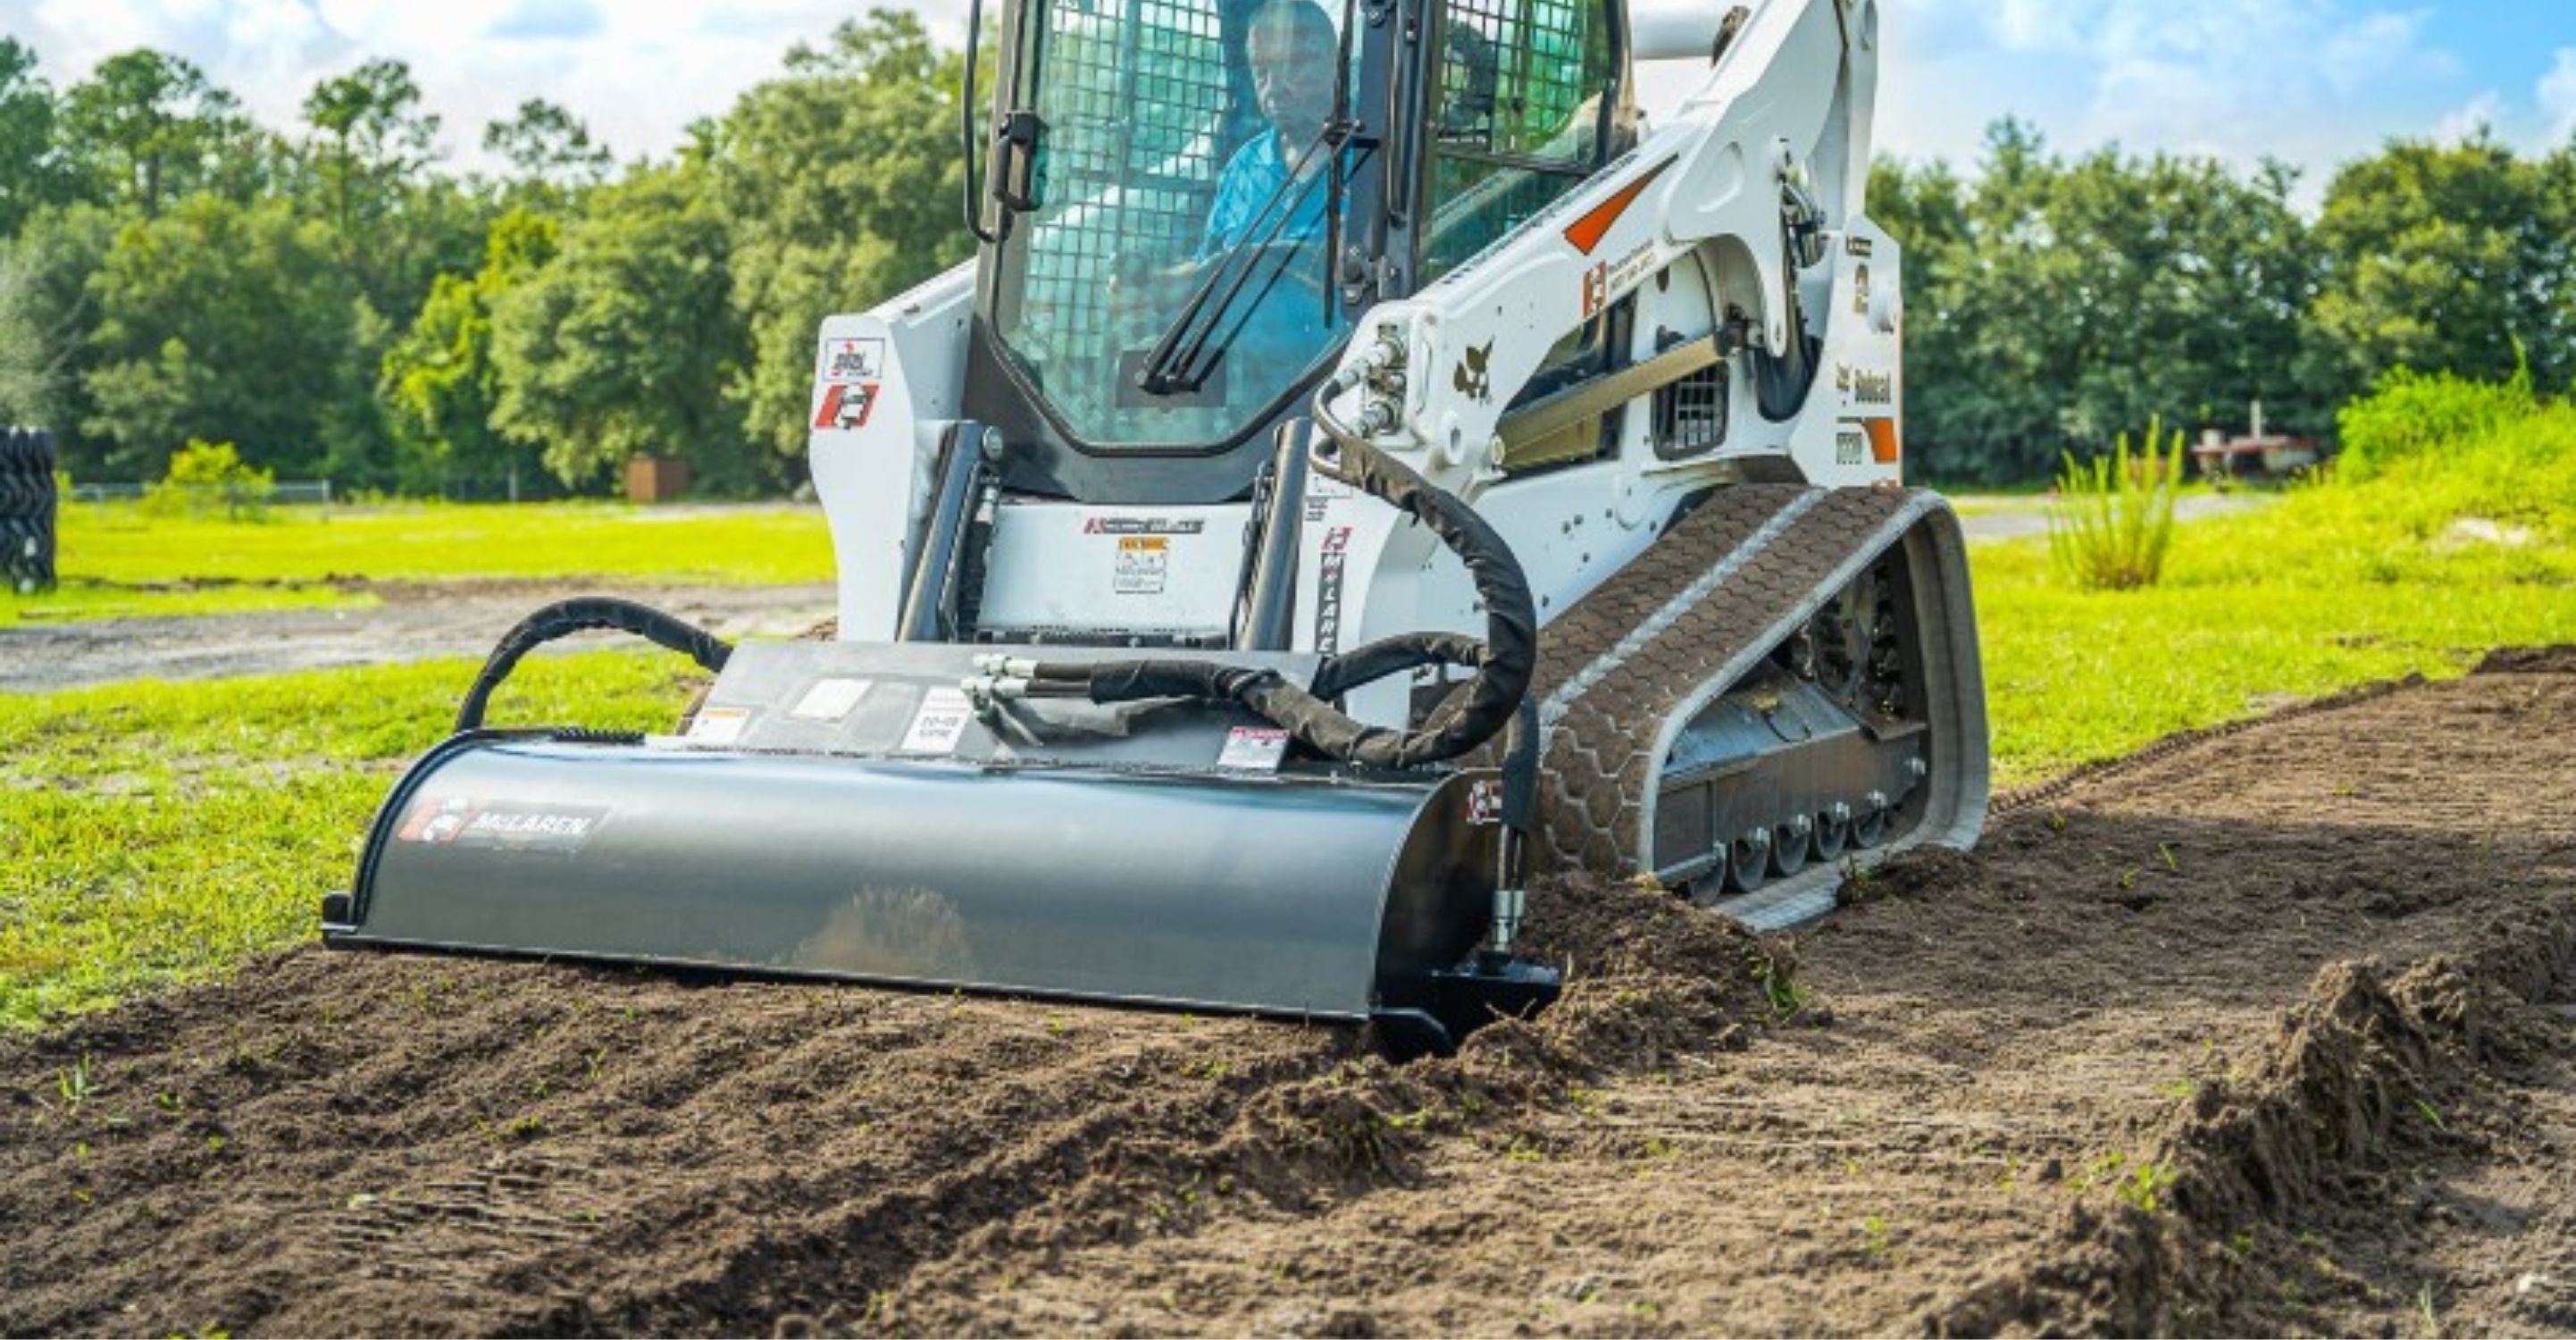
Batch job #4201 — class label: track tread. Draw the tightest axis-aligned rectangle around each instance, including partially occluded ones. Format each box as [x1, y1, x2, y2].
[1535, 485, 1917, 874]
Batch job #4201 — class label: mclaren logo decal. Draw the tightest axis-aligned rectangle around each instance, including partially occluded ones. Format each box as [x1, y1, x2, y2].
[1562, 157, 1677, 255]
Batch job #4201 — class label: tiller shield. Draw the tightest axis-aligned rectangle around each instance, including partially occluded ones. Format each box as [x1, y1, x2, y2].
[326, 641, 1554, 1051]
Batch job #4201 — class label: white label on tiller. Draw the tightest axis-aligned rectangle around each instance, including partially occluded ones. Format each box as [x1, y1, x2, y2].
[687, 707, 751, 745]
[1216, 725, 1290, 771]
[790, 677, 872, 720]
[900, 686, 975, 754]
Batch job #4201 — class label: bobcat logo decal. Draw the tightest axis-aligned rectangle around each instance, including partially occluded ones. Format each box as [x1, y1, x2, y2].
[1451, 339, 1493, 404]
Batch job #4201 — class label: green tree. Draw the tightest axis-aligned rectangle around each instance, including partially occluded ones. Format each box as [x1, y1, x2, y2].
[300, 59, 452, 313]
[2312, 133, 2576, 398]
[57, 51, 255, 217]
[489, 163, 754, 491]
[483, 98, 611, 195]
[0, 252, 45, 422]
[713, 10, 975, 465]
[0, 205, 118, 469]
[0, 39, 78, 238]
[1872, 121, 2322, 483]
[380, 208, 561, 496]
[79, 196, 373, 481]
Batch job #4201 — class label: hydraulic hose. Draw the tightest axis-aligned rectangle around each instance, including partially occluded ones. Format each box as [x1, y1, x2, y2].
[454, 597, 734, 733]
[1025, 381, 1537, 770]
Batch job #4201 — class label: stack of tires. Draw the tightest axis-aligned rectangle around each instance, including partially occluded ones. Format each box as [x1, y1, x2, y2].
[3, 426, 58, 594]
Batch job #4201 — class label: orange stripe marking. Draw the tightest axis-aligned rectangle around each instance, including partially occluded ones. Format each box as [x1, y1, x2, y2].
[1561, 157, 1676, 255]
[1864, 418, 1900, 465]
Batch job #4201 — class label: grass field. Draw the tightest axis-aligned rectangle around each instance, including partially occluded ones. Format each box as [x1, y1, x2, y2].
[1982, 398, 2575, 781]
[0, 651, 704, 1026]
[2, 501, 836, 627]
[3, 403, 2570, 1026]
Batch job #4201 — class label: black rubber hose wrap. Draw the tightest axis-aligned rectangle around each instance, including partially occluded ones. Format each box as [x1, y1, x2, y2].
[1075, 431, 1536, 769]
[454, 597, 734, 733]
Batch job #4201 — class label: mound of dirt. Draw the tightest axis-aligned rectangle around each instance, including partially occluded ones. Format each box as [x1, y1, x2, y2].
[6, 649, 2575, 1336]
[2476, 642, 2576, 675]
[1478, 871, 1792, 1073]
[1940, 894, 2576, 1336]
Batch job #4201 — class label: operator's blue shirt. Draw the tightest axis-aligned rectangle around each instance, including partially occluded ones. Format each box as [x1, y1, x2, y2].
[1197, 130, 1333, 257]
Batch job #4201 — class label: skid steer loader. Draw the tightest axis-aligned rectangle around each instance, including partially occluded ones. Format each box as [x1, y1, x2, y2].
[325, 0, 1986, 1051]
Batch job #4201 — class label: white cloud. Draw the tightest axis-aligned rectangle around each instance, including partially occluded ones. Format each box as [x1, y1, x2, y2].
[1, 0, 974, 172]
[2542, 47, 2576, 147]
[0, 0, 2498, 187]
[2431, 90, 2505, 144]
[1948, 0, 2447, 160]
[1733, 0, 2465, 197]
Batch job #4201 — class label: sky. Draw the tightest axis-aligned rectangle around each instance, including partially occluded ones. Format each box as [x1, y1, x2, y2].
[3, 0, 2572, 199]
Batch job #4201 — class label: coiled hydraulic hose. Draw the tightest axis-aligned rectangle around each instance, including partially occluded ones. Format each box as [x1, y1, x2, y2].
[1008, 376, 1537, 769]
[454, 597, 734, 733]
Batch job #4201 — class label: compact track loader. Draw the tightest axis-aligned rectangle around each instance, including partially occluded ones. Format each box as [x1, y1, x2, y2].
[328, 0, 1986, 1051]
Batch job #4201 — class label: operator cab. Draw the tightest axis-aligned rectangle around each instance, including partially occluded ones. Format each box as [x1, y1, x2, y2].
[963, 0, 1630, 503]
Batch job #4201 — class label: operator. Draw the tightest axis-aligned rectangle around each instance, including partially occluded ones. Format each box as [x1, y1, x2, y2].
[1197, 0, 1342, 257]
[1114, 0, 1345, 392]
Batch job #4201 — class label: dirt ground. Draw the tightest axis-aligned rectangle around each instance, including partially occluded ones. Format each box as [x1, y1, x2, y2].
[3, 649, 2572, 1337]
[0, 580, 838, 692]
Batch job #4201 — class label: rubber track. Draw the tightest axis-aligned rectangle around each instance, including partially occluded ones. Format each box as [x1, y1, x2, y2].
[1534, 484, 1916, 874]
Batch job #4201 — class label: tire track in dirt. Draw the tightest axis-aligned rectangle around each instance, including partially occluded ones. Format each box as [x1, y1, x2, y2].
[4, 649, 2573, 1336]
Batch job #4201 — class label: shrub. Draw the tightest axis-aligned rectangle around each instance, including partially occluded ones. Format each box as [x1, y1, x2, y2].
[2046, 415, 2186, 590]
[143, 440, 277, 522]
[2337, 362, 2536, 481]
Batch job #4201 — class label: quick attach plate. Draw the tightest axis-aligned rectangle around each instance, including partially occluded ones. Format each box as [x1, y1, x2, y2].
[673, 641, 1330, 775]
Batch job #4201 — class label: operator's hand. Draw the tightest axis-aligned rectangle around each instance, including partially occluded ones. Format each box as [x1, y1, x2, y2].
[1108, 255, 1211, 334]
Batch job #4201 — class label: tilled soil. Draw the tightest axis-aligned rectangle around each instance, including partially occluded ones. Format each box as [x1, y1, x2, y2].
[4, 650, 2573, 1336]
[0, 580, 837, 692]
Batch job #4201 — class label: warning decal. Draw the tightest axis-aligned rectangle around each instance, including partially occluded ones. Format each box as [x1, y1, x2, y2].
[1217, 726, 1290, 771]
[1115, 536, 1169, 595]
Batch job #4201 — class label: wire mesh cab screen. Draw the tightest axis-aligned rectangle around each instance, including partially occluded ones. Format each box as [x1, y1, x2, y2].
[991, 0, 1360, 451]
[1424, 0, 1616, 281]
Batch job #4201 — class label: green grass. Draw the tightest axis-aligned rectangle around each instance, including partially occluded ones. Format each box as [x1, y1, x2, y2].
[0, 650, 705, 1026]
[3, 500, 834, 627]
[1978, 400, 2576, 785]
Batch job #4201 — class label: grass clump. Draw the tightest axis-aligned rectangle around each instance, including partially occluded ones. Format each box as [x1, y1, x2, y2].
[2045, 416, 2187, 590]
[2336, 362, 2536, 482]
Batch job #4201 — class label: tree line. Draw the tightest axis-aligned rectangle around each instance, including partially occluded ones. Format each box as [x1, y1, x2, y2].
[1877, 121, 2575, 482]
[0, 18, 2569, 492]
[0, 13, 973, 497]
